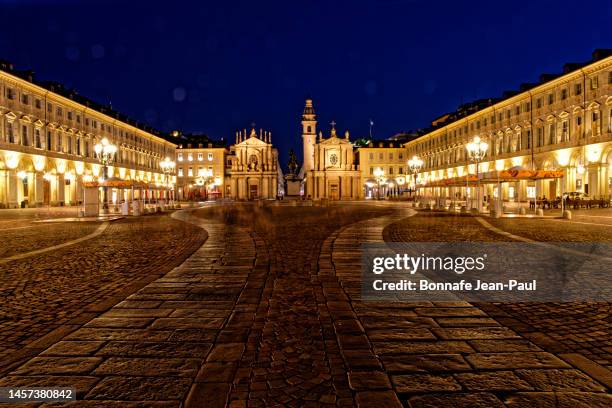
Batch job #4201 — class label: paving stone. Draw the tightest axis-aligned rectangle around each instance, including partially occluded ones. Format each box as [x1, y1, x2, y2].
[96, 341, 212, 358]
[41, 341, 106, 356]
[504, 392, 612, 408]
[515, 368, 607, 391]
[348, 371, 391, 390]
[382, 354, 471, 373]
[207, 343, 246, 362]
[374, 341, 474, 355]
[10, 357, 102, 375]
[86, 376, 193, 400]
[407, 392, 505, 408]
[355, 390, 402, 407]
[466, 352, 570, 370]
[454, 371, 533, 391]
[93, 357, 201, 377]
[392, 373, 462, 393]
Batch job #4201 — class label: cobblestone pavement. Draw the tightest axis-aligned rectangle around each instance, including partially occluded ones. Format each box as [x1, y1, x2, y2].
[0, 223, 101, 259]
[0, 213, 206, 374]
[0, 204, 609, 407]
[482, 216, 612, 370]
[384, 211, 612, 399]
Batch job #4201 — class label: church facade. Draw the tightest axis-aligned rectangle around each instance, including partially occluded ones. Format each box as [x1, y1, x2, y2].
[228, 128, 279, 200]
[301, 100, 361, 200]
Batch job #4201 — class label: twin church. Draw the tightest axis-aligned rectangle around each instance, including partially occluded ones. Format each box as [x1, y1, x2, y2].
[299, 99, 364, 200]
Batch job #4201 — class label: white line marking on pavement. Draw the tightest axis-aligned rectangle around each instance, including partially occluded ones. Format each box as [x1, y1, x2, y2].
[0, 222, 110, 264]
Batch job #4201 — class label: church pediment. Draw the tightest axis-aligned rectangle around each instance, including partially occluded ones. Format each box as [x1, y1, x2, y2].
[237, 136, 268, 147]
[320, 136, 351, 146]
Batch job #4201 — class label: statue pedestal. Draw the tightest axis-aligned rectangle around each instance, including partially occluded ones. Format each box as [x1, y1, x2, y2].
[284, 174, 302, 197]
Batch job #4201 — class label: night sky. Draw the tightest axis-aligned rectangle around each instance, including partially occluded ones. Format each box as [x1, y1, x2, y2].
[1, 0, 611, 168]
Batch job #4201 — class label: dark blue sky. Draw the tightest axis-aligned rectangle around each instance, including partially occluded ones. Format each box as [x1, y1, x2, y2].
[1, 0, 611, 167]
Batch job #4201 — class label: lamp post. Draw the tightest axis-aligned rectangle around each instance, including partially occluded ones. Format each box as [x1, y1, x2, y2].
[466, 136, 488, 213]
[160, 157, 176, 207]
[396, 176, 405, 198]
[407, 155, 423, 203]
[373, 167, 385, 200]
[94, 137, 117, 213]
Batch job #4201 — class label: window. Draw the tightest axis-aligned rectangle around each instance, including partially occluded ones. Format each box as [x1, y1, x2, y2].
[56, 107, 62, 117]
[208, 152, 213, 161]
[85, 140, 89, 157]
[369, 152, 374, 160]
[525, 102, 531, 112]
[561, 89, 567, 100]
[197, 153, 203, 161]
[526, 130, 531, 149]
[537, 127, 543, 147]
[177, 152, 183, 161]
[188, 153, 193, 161]
[7, 122, 14, 143]
[398, 167, 403, 174]
[76, 138, 81, 155]
[561, 121, 568, 142]
[35, 99, 41, 109]
[76, 115, 81, 123]
[35, 128, 41, 148]
[389, 167, 394, 175]
[21, 94, 29, 104]
[46, 131, 52, 150]
[57, 134, 62, 152]
[6, 88, 15, 99]
[389, 153, 393, 160]
[590, 76, 598, 89]
[608, 71, 612, 85]
[188, 167, 193, 176]
[67, 111, 73, 120]
[548, 94, 554, 105]
[398, 153, 403, 160]
[592, 111, 601, 135]
[575, 83, 582, 95]
[21, 125, 29, 146]
[47, 103, 52, 112]
[576, 116, 582, 126]
[548, 123, 555, 144]
[536, 98, 542, 109]
[379, 152, 383, 160]
[515, 106, 520, 115]
[67, 136, 72, 154]
[178, 168, 184, 177]
[307, 125, 311, 133]
[198, 167, 204, 176]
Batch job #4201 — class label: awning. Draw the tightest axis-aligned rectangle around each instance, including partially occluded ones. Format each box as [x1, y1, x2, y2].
[83, 177, 171, 190]
[421, 169, 564, 188]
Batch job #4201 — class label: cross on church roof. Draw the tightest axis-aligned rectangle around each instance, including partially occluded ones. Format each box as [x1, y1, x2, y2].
[250, 122, 256, 129]
[330, 120, 336, 129]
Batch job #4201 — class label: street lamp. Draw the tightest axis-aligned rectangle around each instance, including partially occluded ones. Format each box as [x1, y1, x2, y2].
[94, 137, 117, 212]
[373, 167, 385, 200]
[407, 155, 423, 201]
[159, 157, 176, 206]
[466, 136, 488, 213]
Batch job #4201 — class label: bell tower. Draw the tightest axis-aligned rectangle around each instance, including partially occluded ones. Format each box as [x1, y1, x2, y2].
[301, 98, 317, 174]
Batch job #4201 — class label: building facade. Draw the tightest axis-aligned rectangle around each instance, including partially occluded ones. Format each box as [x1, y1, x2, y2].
[175, 134, 227, 200]
[227, 128, 279, 200]
[358, 140, 406, 199]
[306, 124, 361, 200]
[0, 62, 176, 209]
[405, 51, 612, 204]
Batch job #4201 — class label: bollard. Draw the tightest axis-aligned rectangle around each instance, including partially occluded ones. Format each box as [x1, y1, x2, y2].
[563, 210, 572, 220]
[519, 207, 526, 215]
[536, 209, 544, 216]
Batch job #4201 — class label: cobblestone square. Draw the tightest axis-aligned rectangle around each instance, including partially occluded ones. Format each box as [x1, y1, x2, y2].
[0, 203, 609, 407]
